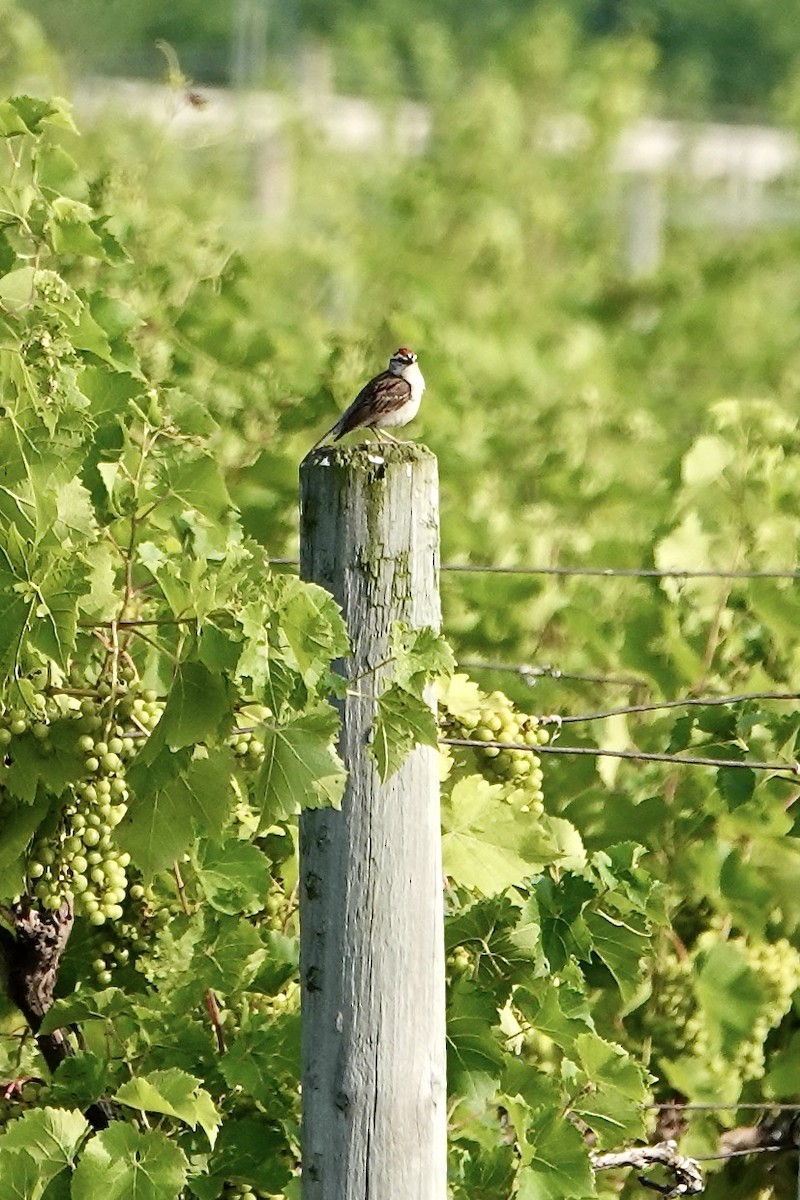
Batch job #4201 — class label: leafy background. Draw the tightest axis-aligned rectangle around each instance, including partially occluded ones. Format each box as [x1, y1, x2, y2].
[2, 1, 800, 1197]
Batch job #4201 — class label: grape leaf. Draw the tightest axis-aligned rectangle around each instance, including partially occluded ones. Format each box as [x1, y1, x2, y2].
[159, 662, 234, 751]
[120, 750, 234, 879]
[220, 1014, 300, 1098]
[442, 777, 558, 893]
[0, 1108, 89, 1197]
[247, 930, 299, 995]
[71, 1126, 188, 1200]
[0, 793, 53, 897]
[188, 1118, 291, 1199]
[447, 980, 505, 1088]
[388, 622, 456, 693]
[118, 776, 196, 878]
[274, 576, 348, 687]
[570, 1033, 648, 1146]
[194, 839, 272, 915]
[164, 455, 231, 522]
[114, 1070, 220, 1148]
[514, 982, 594, 1057]
[584, 908, 648, 1004]
[0, 1149, 42, 1200]
[38, 988, 131, 1037]
[46, 1054, 108, 1111]
[371, 683, 438, 781]
[515, 1115, 594, 1199]
[256, 705, 345, 826]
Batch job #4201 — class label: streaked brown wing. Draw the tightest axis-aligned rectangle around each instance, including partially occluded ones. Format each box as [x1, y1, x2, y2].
[335, 372, 412, 437]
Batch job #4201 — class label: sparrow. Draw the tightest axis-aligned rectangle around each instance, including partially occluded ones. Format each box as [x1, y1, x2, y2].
[310, 348, 425, 450]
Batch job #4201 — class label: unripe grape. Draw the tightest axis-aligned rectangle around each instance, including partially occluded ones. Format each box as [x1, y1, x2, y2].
[97, 970, 112, 984]
[84, 756, 99, 773]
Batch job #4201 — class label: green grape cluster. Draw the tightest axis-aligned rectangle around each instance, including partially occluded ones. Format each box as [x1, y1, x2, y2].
[682, 935, 800, 1086]
[645, 936, 800, 1089]
[228, 726, 266, 770]
[446, 945, 475, 978]
[452, 690, 548, 800]
[0, 706, 50, 746]
[222, 1184, 263, 1200]
[20, 675, 164, 929]
[264, 883, 290, 932]
[90, 934, 132, 987]
[641, 952, 696, 1061]
[731, 938, 800, 1082]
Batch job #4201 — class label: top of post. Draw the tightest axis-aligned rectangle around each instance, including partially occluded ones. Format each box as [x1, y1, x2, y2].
[301, 442, 437, 474]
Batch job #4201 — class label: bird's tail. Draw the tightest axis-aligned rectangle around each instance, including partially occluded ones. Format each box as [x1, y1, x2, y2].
[308, 419, 343, 453]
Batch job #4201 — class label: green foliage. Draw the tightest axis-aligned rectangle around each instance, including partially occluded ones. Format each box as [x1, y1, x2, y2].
[3, 4, 800, 1190]
[0, 93, 351, 1198]
[19, 0, 800, 113]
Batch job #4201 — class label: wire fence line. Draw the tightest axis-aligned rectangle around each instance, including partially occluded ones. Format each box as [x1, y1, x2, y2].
[531, 691, 800, 725]
[272, 553, 800, 774]
[459, 661, 647, 688]
[440, 736, 800, 775]
[459, 666, 800, 718]
[269, 558, 800, 580]
[646, 1102, 800, 1112]
[442, 564, 800, 580]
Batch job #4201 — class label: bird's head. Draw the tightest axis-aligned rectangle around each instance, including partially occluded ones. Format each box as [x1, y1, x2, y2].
[389, 347, 418, 374]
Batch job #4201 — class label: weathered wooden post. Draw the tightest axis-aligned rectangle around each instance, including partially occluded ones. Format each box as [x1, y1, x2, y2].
[298, 443, 447, 1200]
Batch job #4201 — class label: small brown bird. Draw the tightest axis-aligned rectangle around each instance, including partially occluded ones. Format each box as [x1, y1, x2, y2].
[311, 348, 425, 450]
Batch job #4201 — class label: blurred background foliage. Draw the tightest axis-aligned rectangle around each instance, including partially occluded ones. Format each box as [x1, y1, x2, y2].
[13, 0, 800, 112]
[5, 0, 800, 1191]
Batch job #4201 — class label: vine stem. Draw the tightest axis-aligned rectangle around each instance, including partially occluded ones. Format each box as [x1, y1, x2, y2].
[203, 990, 226, 1054]
[172, 862, 191, 916]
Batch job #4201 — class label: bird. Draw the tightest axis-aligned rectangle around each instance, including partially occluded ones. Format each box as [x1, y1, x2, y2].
[310, 347, 425, 451]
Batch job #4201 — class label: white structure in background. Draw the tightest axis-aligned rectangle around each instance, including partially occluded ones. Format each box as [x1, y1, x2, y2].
[74, 73, 800, 276]
[615, 119, 799, 274]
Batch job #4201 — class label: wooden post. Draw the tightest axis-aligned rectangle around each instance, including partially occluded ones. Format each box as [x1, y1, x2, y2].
[621, 172, 665, 278]
[298, 443, 447, 1200]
